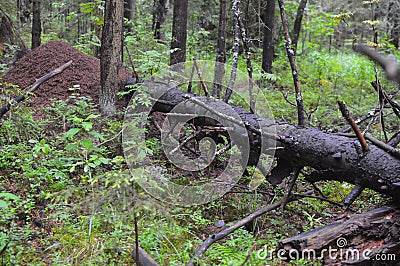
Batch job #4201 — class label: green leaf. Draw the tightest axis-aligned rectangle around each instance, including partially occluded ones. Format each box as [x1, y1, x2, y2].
[86, 114, 100, 120]
[0, 192, 20, 201]
[81, 122, 93, 131]
[65, 128, 81, 139]
[88, 131, 105, 140]
[81, 139, 93, 149]
[0, 200, 8, 208]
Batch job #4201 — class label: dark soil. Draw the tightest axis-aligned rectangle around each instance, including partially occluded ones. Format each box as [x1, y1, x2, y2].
[1, 40, 131, 110]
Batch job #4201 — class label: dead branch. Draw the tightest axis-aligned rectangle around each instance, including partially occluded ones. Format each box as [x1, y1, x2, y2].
[187, 197, 295, 266]
[0, 60, 73, 119]
[337, 100, 369, 153]
[192, 58, 210, 97]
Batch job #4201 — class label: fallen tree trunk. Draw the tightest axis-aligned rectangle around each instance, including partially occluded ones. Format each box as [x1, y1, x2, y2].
[131, 80, 400, 202]
[277, 204, 400, 265]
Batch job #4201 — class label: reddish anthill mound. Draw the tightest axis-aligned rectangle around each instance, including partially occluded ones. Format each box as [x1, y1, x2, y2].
[1, 40, 131, 109]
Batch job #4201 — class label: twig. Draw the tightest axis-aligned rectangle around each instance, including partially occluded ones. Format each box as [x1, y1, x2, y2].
[0, 60, 73, 119]
[277, 0, 306, 127]
[364, 133, 400, 159]
[388, 130, 400, 148]
[340, 108, 379, 133]
[371, 81, 400, 119]
[186, 197, 294, 266]
[187, 63, 196, 93]
[169, 128, 202, 155]
[223, 0, 240, 103]
[337, 100, 369, 153]
[294, 193, 354, 210]
[182, 95, 279, 140]
[373, 79, 388, 142]
[192, 58, 209, 97]
[281, 167, 301, 210]
[124, 44, 140, 83]
[96, 127, 125, 147]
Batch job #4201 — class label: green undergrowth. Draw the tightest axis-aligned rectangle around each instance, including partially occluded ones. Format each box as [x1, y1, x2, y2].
[0, 43, 396, 265]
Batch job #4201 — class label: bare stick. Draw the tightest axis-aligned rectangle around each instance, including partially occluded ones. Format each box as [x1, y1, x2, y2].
[192, 58, 209, 97]
[388, 130, 400, 148]
[277, 0, 306, 126]
[281, 167, 301, 210]
[337, 100, 369, 153]
[223, 0, 240, 103]
[187, 63, 196, 93]
[124, 44, 140, 83]
[0, 60, 73, 119]
[186, 197, 293, 266]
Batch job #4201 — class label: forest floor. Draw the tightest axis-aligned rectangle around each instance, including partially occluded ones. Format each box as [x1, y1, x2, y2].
[0, 41, 385, 265]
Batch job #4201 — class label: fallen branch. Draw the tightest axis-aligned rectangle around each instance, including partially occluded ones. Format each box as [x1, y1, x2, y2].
[187, 197, 295, 265]
[0, 60, 73, 119]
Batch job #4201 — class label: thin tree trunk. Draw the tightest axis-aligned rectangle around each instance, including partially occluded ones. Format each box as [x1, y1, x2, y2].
[152, 0, 169, 39]
[261, 0, 275, 73]
[170, 0, 188, 65]
[212, 0, 228, 98]
[124, 0, 136, 21]
[223, 0, 240, 103]
[100, 0, 124, 116]
[291, 0, 307, 55]
[278, 0, 306, 126]
[31, 0, 41, 49]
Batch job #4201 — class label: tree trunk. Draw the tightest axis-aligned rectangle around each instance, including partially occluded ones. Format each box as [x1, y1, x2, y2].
[0, 8, 26, 50]
[100, 0, 124, 116]
[152, 0, 169, 39]
[170, 0, 188, 66]
[388, 1, 399, 49]
[31, 0, 41, 49]
[291, 0, 307, 55]
[261, 0, 276, 73]
[124, 0, 136, 21]
[126, 80, 400, 201]
[212, 0, 228, 98]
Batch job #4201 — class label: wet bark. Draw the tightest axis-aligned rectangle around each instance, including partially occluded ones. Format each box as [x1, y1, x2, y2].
[212, 0, 228, 98]
[152, 0, 169, 39]
[31, 0, 42, 49]
[128, 81, 400, 202]
[291, 0, 307, 54]
[170, 0, 188, 65]
[100, 0, 124, 116]
[261, 0, 275, 73]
